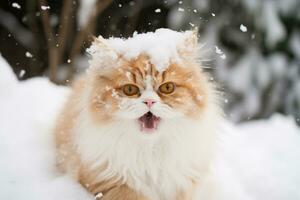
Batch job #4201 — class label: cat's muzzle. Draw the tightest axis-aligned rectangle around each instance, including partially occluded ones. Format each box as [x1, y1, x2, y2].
[138, 111, 160, 132]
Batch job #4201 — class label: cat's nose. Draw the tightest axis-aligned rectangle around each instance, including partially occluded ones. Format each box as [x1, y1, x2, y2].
[143, 99, 156, 108]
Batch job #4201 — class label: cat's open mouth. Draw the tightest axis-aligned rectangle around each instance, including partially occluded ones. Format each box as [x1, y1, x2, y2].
[138, 112, 160, 132]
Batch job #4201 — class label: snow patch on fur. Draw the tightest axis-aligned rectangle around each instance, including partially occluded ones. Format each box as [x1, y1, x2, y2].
[87, 28, 197, 72]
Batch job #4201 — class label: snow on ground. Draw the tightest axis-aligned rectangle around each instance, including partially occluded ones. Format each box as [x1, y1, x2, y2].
[0, 55, 299, 199]
[213, 117, 300, 200]
[0, 56, 92, 200]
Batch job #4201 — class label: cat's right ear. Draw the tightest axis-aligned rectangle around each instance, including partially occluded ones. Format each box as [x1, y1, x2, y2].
[87, 36, 119, 72]
[87, 35, 116, 57]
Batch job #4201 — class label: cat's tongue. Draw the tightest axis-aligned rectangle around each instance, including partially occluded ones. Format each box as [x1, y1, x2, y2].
[138, 112, 160, 132]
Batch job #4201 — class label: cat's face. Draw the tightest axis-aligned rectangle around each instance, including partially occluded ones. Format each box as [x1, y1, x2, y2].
[86, 31, 212, 133]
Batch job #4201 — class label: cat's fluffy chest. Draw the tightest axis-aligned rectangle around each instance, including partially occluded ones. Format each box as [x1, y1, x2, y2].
[74, 111, 217, 199]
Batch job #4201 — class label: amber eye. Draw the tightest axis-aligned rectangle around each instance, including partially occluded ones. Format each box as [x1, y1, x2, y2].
[159, 82, 175, 94]
[122, 84, 140, 96]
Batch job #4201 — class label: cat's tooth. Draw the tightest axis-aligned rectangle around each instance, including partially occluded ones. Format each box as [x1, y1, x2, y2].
[154, 120, 159, 129]
[142, 123, 146, 131]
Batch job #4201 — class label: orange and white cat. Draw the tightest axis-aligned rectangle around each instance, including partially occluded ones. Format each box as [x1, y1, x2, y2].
[55, 29, 221, 200]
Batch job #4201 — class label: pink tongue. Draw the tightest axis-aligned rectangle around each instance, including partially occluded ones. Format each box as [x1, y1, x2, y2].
[139, 113, 159, 131]
[144, 116, 155, 128]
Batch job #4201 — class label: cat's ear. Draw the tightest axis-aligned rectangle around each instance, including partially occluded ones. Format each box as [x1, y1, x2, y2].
[178, 28, 199, 59]
[89, 36, 113, 52]
[87, 35, 119, 71]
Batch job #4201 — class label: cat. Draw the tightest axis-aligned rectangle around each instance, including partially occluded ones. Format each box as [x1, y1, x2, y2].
[54, 29, 221, 200]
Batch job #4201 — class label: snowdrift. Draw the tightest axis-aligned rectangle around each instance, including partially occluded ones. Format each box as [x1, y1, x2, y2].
[0, 55, 299, 200]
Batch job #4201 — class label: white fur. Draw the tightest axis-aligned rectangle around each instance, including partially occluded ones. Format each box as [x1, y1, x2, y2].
[74, 76, 221, 200]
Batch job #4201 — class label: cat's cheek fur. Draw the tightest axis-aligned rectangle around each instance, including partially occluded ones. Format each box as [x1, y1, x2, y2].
[149, 102, 183, 119]
[114, 98, 149, 120]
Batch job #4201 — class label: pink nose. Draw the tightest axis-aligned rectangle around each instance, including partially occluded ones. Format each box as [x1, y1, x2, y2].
[143, 99, 156, 108]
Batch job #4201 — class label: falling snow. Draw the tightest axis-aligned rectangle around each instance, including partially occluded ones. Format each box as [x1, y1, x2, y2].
[19, 70, 25, 78]
[95, 192, 103, 199]
[240, 24, 248, 32]
[189, 22, 195, 27]
[155, 8, 161, 13]
[41, 5, 50, 10]
[215, 46, 226, 59]
[111, 89, 120, 99]
[25, 52, 33, 58]
[220, 54, 226, 59]
[215, 46, 223, 54]
[12, 2, 21, 9]
[178, 7, 184, 12]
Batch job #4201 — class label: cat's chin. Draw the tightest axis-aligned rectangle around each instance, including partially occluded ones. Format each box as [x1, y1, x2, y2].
[138, 111, 160, 133]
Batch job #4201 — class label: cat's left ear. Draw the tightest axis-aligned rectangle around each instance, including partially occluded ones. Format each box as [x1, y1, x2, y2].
[178, 28, 199, 59]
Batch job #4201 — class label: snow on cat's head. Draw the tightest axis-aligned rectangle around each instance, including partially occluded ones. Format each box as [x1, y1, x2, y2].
[86, 29, 215, 134]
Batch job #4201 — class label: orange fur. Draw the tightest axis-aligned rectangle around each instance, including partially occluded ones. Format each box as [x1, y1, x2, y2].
[86, 55, 209, 124]
[55, 38, 215, 199]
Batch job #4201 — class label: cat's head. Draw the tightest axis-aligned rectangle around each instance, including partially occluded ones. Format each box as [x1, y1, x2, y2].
[85, 29, 216, 134]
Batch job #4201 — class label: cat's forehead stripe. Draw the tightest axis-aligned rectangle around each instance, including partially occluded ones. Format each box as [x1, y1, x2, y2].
[145, 75, 153, 90]
[131, 72, 137, 83]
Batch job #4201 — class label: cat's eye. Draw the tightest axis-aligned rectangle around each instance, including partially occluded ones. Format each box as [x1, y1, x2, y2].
[122, 84, 140, 96]
[159, 82, 175, 94]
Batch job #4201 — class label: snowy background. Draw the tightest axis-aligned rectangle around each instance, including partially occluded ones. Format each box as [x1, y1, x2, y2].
[0, 0, 299, 124]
